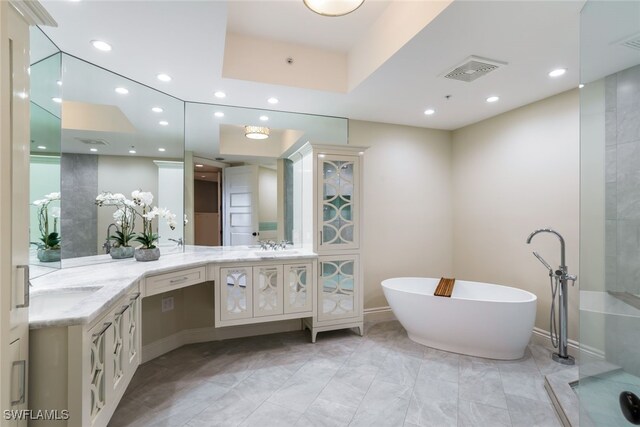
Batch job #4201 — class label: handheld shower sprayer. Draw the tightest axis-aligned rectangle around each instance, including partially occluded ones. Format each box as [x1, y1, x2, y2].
[532, 251, 553, 274]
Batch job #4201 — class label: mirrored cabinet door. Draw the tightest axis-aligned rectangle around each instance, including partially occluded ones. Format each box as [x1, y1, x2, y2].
[284, 263, 313, 314]
[253, 265, 283, 317]
[318, 256, 359, 322]
[318, 154, 359, 251]
[220, 267, 253, 321]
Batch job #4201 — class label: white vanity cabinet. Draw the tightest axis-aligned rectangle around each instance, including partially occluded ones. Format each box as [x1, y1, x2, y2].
[30, 283, 141, 427]
[211, 260, 316, 327]
[69, 284, 141, 427]
[291, 144, 366, 341]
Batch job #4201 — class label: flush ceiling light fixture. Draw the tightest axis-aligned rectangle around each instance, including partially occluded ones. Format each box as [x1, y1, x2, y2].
[486, 96, 500, 103]
[115, 87, 129, 95]
[303, 0, 364, 16]
[424, 109, 435, 116]
[267, 97, 279, 104]
[151, 107, 163, 113]
[245, 125, 270, 140]
[214, 91, 226, 99]
[214, 111, 225, 118]
[259, 115, 269, 121]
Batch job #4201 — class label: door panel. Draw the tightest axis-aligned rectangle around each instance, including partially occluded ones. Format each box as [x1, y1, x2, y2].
[223, 166, 259, 246]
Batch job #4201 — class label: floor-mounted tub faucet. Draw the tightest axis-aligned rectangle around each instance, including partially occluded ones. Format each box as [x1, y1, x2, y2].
[527, 228, 577, 365]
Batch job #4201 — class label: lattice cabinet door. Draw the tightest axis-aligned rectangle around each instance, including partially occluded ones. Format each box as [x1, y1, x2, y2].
[253, 265, 284, 317]
[318, 256, 360, 322]
[317, 154, 360, 252]
[87, 320, 114, 425]
[126, 291, 141, 372]
[284, 263, 313, 314]
[220, 266, 253, 321]
[111, 304, 129, 392]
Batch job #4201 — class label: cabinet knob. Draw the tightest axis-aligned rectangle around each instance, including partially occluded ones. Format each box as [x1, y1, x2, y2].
[252, 232, 259, 237]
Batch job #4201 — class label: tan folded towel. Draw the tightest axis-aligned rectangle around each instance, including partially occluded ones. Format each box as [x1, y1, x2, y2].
[434, 277, 455, 297]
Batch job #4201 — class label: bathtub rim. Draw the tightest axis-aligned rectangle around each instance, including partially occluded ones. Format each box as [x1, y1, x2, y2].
[381, 276, 537, 304]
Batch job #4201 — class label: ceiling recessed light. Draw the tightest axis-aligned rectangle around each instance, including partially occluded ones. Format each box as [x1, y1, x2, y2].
[259, 115, 269, 121]
[91, 40, 112, 52]
[157, 73, 172, 82]
[90, 148, 98, 152]
[37, 145, 46, 150]
[151, 107, 163, 113]
[486, 96, 500, 103]
[52, 97, 62, 103]
[115, 87, 129, 95]
[214, 111, 224, 118]
[548, 68, 567, 78]
[214, 91, 226, 99]
[159, 121, 169, 126]
[424, 109, 435, 115]
[56, 80, 62, 86]
[129, 149, 136, 154]
[267, 97, 279, 104]
[158, 148, 166, 152]
[579, 84, 585, 89]
[195, 164, 204, 168]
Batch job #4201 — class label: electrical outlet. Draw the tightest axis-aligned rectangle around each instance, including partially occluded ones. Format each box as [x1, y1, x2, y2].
[161, 296, 174, 312]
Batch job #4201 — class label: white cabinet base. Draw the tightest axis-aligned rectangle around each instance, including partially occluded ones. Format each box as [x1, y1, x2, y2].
[302, 318, 364, 343]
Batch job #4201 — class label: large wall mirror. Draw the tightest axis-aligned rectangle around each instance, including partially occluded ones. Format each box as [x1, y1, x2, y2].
[28, 28, 348, 274]
[184, 102, 347, 247]
[29, 28, 62, 277]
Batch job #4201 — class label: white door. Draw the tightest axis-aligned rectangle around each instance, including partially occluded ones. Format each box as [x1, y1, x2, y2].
[223, 165, 259, 246]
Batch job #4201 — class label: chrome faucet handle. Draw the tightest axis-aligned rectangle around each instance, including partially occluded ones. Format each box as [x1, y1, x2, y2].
[566, 274, 578, 286]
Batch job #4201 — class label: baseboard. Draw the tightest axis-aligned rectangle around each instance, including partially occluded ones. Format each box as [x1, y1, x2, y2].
[363, 306, 396, 323]
[141, 319, 303, 363]
[532, 327, 605, 360]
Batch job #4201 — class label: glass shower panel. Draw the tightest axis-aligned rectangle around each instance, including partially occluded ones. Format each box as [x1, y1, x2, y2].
[579, 2, 640, 426]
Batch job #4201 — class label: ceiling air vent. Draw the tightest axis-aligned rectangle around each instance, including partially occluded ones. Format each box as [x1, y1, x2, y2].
[618, 32, 640, 51]
[76, 138, 109, 146]
[443, 56, 507, 83]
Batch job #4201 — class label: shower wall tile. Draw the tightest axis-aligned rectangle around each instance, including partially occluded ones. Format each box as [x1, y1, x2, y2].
[606, 183, 617, 220]
[605, 220, 617, 256]
[605, 74, 617, 112]
[617, 141, 640, 220]
[606, 112, 617, 146]
[616, 220, 640, 293]
[605, 255, 617, 290]
[616, 65, 640, 144]
[60, 154, 98, 259]
[606, 146, 617, 183]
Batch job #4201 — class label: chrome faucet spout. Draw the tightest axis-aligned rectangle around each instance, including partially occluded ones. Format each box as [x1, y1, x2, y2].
[526, 228, 566, 269]
[104, 223, 118, 254]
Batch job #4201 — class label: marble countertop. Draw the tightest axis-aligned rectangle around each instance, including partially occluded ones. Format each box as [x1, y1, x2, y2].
[29, 245, 317, 329]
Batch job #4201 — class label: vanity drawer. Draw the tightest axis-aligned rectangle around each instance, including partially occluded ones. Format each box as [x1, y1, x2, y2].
[144, 267, 206, 297]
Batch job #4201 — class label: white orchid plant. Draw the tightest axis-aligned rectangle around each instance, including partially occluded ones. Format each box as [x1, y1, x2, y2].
[131, 190, 177, 249]
[95, 192, 137, 248]
[32, 192, 61, 250]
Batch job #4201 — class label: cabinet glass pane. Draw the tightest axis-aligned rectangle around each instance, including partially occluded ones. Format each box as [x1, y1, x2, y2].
[287, 266, 309, 309]
[225, 270, 249, 314]
[256, 267, 280, 314]
[89, 330, 106, 419]
[321, 160, 354, 246]
[320, 260, 354, 316]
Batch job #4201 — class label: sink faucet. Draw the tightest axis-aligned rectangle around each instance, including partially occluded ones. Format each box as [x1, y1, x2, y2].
[526, 227, 577, 365]
[103, 223, 117, 254]
[168, 238, 183, 247]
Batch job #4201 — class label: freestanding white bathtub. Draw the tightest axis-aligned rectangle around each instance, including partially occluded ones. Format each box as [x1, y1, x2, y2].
[381, 277, 537, 360]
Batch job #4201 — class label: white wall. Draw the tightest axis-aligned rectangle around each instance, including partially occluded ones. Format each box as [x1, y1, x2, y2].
[349, 120, 454, 309]
[451, 90, 580, 339]
[96, 155, 158, 253]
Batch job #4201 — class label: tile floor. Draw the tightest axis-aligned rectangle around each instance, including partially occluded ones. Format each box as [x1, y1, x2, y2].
[109, 321, 572, 427]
